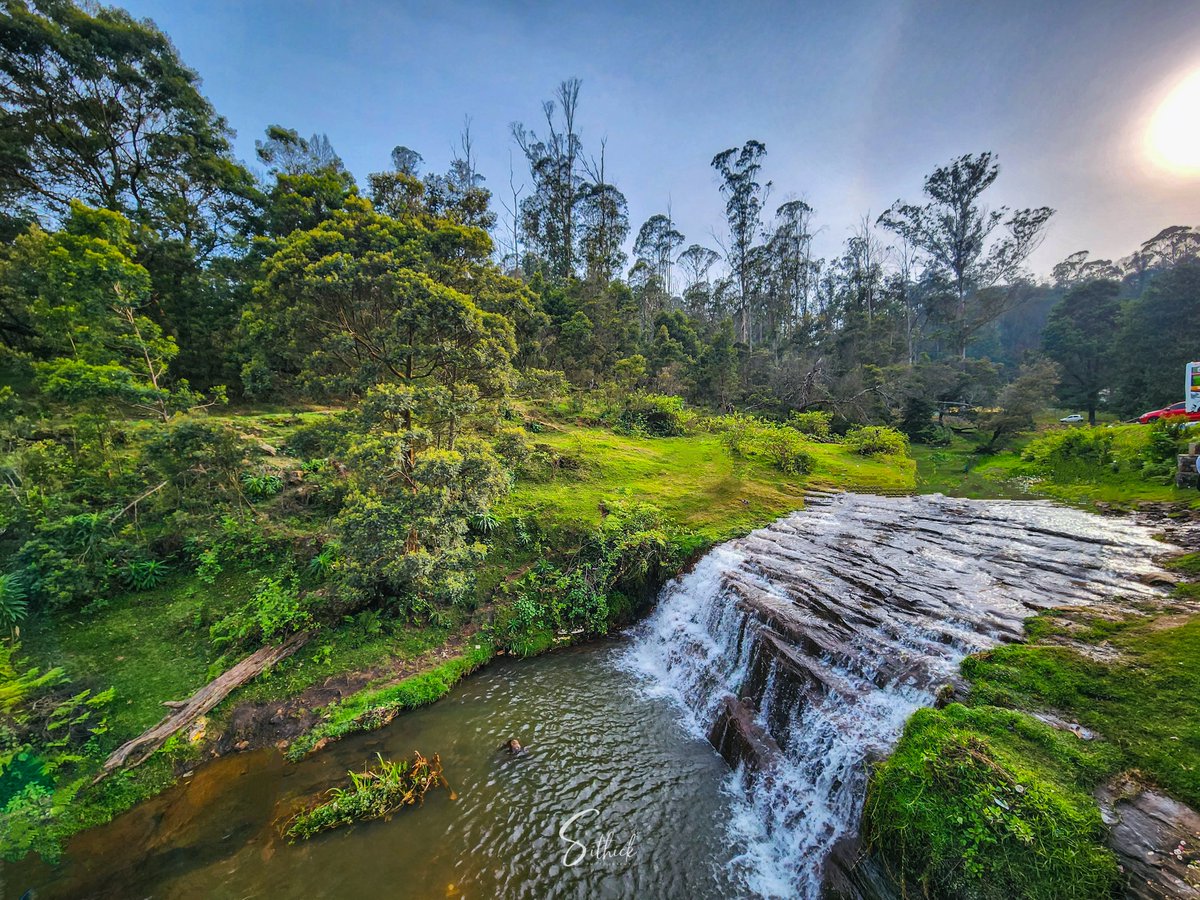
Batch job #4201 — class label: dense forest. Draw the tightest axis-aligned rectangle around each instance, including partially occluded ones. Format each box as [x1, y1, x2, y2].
[2, 0, 1200, 886]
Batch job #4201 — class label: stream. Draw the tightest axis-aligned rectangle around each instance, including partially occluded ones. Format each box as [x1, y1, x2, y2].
[1, 493, 1168, 899]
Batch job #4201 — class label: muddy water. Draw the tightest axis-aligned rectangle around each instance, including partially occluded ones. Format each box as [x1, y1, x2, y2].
[2, 494, 1168, 899]
[3, 645, 749, 899]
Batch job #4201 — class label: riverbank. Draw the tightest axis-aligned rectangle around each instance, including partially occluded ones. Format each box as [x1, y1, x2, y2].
[1, 407, 915, 862]
[864, 449, 1200, 898]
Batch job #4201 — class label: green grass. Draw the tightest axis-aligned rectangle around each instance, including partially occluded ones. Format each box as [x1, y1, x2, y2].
[913, 426, 1200, 508]
[20, 568, 260, 739]
[500, 425, 914, 546]
[865, 704, 1121, 899]
[869, 602, 1200, 897]
[962, 612, 1200, 808]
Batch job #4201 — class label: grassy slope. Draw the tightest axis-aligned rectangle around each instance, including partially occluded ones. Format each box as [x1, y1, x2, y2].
[870, 438, 1200, 898]
[913, 425, 1200, 508]
[501, 425, 913, 546]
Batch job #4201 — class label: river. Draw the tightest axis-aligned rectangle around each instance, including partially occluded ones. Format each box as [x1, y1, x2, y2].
[2, 493, 1167, 899]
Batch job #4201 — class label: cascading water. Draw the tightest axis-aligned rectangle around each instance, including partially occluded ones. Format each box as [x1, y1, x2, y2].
[622, 492, 1167, 898]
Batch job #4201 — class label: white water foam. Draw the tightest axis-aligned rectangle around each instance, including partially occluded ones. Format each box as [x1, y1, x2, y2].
[619, 493, 1166, 898]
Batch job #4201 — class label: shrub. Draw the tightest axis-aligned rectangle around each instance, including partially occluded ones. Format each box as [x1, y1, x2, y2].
[787, 410, 833, 441]
[122, 559, 170, 591]
[210, 573, 310, 649]
[764, 428, 816, 476]
[492, 426, 533, 472]
[616, 392, 688, 437]
[0, 573, 28, 638]
[241, 470, 284, 500]
[844, 425, 909, 456]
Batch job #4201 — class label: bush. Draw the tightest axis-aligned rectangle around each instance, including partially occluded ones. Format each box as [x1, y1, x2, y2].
[787, 410, 833, 441]
[844, 425, 909, 456]
[764, 428, 815, 476]
[713, 414, 816, 476]
[616, 392, 688, 437]
[210, 573, 310, 649]
[241, 470, 284, 500]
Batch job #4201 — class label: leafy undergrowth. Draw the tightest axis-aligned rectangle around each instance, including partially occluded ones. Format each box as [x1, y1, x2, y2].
[284, 751, 448, 840]
[287, 642, 494, 760]
[867, 597, 1200, 897]
[864, 704, 1121, 899]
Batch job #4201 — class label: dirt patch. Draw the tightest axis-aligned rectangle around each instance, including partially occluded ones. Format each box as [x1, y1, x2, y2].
[209, 617, 488, 757]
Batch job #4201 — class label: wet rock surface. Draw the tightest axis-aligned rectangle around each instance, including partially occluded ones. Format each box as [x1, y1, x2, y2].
[626, 492, 1168, 896]
[1099, 775, 1200, 899]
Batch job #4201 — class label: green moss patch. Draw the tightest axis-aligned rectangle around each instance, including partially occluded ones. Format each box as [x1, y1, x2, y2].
[864, 704, 1121, 899]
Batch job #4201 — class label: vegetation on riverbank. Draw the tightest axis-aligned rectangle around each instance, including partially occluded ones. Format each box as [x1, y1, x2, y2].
[0, 392, 913, 861]
[913, 419, 1200, 508]
[865, 560, 1200, 898]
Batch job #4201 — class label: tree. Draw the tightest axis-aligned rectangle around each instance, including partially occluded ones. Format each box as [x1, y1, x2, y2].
[1111, 261, 1200, 416]
[979, 359, 1059, 451]
[694, 319, 739, 408]
[0, 0, 254, 233]
[512, 78, 583, 279]
[878, 153, 1053, 359]
[712, 141, 770, 345]
[677, 244, 720, 319]
[1051, 251, 1120, 287]
[3, 202, 215, 419]
[1042, 280, 1121, 424]
[245, 199, 516, 438]
[255, 126, 345, 176]
[335, 387, 508, 612]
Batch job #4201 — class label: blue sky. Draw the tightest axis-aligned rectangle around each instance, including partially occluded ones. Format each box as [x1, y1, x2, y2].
[121, 0, 1200, 274]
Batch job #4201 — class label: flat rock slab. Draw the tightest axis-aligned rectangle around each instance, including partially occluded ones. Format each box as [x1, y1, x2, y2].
[1098, 774, 1200, 898]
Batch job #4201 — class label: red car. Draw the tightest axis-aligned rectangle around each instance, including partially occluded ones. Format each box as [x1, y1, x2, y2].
[1138, 402, 1200, 423]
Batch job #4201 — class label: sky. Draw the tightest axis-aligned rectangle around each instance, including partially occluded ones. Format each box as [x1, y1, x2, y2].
[118, 0, 1200, 276]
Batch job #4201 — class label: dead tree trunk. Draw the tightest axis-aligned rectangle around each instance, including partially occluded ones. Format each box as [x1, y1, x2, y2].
[96, 630, 311, 780]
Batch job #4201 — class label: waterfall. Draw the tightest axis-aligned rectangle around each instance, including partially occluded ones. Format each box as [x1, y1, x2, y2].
[621, 493, 1166, 898]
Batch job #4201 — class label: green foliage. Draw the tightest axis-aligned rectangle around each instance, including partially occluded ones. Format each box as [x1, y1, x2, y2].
[0, 574, 29, 638]
[898, 397, 941, 444]
[0, 643, 114, 862]
[496, 500, 679, 652]
[333, 393, 510, 613]
[210, 574, 310, 649]
[787, 410, 833, 441]
[122, 559, 170, 591]
[284, 751, 447, 840]
[1018, 421, 1188, 488]
[844, 424, 910, 457]
[616, 392, 689, 437]
[241, 470, 284, 500]
[288, 642, 493, 758]
[864, 704, 1120, 899]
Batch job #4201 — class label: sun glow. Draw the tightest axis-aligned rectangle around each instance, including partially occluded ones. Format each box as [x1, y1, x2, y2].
[1148, 69, 1200, 173]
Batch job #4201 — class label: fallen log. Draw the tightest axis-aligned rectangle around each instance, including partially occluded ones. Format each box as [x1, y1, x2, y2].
[96, 630, 311, 781]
